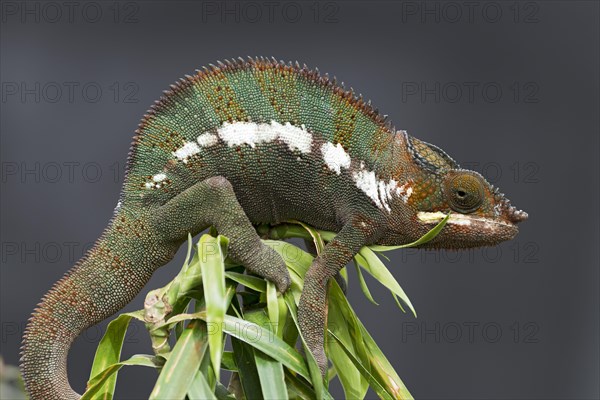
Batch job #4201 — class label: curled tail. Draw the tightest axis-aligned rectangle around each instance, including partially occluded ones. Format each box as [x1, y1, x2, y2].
[20, 209, 176, 399]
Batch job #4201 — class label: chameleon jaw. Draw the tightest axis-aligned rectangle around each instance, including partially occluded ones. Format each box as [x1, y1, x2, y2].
[416, 211, 516, 228]
[415, 210, 521, 248]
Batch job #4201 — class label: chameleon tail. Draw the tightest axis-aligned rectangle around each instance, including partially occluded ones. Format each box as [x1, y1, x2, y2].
[20, 210, 172, 400]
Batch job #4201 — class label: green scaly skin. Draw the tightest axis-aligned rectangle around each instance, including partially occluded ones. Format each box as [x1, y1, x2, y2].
[20, 57, 527, 399]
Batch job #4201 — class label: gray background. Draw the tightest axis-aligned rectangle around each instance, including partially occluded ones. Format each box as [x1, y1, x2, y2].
[1, 1, 599, 399]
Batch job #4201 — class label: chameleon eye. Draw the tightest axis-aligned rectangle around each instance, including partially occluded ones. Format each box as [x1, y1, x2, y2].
[444, 172, 484, 213]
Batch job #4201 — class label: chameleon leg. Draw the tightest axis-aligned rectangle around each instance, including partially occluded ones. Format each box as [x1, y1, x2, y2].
[298, 217, 378, 374]
[303, 239, 347, 294]
[156, 176, 291, 293]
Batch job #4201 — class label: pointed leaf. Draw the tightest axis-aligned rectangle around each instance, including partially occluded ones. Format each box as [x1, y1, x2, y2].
[353, 260, 378, 305]
[285, 369, 318, 400]
[231, 336, 262, 400]
[266, 281, 280, 333]
[199, 234, 229, 382]
[82, 355, 156, 400]
[149, 320, 208, 400]
[355, 250, 416, 317]
[187, 369, 217, 400]
[368, 213, 450, 252]
[87, 314, 135, 399]
[225, 271, 266, 292]
[328, 331, 394, 400]
[338, 266, 348, 285]
[357, 319, 414, 400]
[291, 220, 325, 254]
[264, 240, 314, 279]
[215, 382, 236, 400]
[284, 292, 329, 400]
[246, 310, 288, 400]
[171, 310, 311, 380]
[221, 351, 237, 371]
[326, 278, 369, 399]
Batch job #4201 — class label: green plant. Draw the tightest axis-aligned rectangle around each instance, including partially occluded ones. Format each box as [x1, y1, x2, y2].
[81, 216, 449, 400]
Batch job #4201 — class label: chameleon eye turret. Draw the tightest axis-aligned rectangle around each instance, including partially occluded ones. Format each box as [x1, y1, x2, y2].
[443, 171, 484, 213]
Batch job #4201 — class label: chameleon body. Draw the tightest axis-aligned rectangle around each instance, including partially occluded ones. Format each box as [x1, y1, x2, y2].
[20, 57, 527, 399]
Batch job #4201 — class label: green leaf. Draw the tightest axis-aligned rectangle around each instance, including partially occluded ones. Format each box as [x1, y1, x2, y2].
[285, 368, 320, 400]
[225, 271, 266, 292]
[284, 292, 328, 400]
[86, 229, 421, 400]
[149, 320, 208, 400]
[368, 213, 450, 252]
[328, 331, 394, 400]
[357, 319, 414, 400]
[267, 223, 334, 242]
[187, 369, 217, 400]
[291, 220, 325, 254]
[199, 234, 229, 382]
[338, 266, 348, 285]
[174, 298, 192, 340]
[254, 344, 288, 399]
[266, 281, 280, 334]
[221, 351, 237, 371]
[326, 278, 369, 399]
[245, 310, 289, 400]
[285, 369, 317, 400]
[355, 249, 416, 317]
[215, 382, 237, 400]
[276, 291, 289, 338]
[86, 314, 134, 399]
[353, 259, 378, 306]
[264, 240, 314, 280]
[199, 327, 217, 391]
[224, 311, 310, 380]
[82, 355, 156, 400]
[392, 291, 407, 313]
[171, 310, 311, 381]
[231, 336, 262, 400]
[182, 233, 194, 270]
[282, 307, 300, 349]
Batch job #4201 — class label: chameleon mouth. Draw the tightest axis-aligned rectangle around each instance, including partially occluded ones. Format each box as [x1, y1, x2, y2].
[417, 211, 517, 228]
[416, 211, 521, 248]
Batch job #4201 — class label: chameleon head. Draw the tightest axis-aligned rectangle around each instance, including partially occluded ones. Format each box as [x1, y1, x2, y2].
[384, 133, 528, 249]
[412, 169, 528, 248]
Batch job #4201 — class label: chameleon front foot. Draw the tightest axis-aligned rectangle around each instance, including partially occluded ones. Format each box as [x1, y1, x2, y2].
[243, 243, 291, 293]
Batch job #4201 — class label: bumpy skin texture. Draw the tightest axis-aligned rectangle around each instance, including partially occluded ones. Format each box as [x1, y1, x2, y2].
[20, 57, 527, 399]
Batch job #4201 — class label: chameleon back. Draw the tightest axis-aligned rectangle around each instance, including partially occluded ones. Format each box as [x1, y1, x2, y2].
[124, 57, 400, 217]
